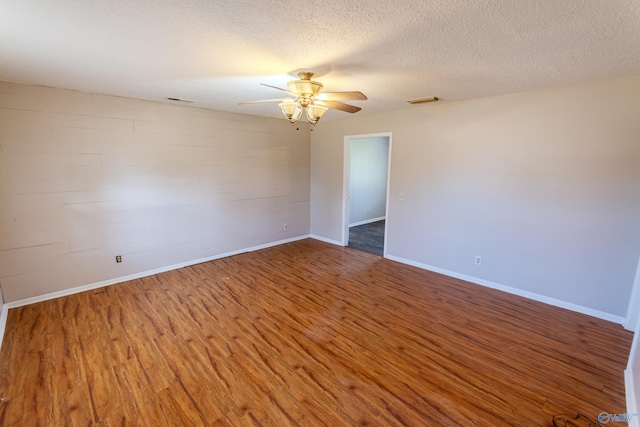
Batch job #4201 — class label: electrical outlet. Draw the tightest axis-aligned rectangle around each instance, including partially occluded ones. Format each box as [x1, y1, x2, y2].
[475, 256, 482, 265]
[283, 224, 288, 231]
[116, 255, 122, 263]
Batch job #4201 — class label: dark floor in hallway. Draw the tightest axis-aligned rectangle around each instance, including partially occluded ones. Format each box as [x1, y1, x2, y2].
[348, 219, 385, 256]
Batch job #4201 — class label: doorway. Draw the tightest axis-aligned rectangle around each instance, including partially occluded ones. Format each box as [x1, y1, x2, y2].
[342, 133, 392, 256]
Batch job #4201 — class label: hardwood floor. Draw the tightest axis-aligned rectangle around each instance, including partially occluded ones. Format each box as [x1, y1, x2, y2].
[0, 239, 632, 426]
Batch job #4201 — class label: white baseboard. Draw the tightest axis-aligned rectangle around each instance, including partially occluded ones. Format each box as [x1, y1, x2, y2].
[349, 216, 385, 228]
[309, 234, 343, 246]
[626, 368, 639, 427]
[6, 235, 310, 309]
[385, 254, 626, 325]
[1, 235, 626, 347]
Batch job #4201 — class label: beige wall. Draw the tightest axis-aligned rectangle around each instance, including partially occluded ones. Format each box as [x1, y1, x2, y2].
[348, 136, 389, 226]
[311, 75, 640, 320]
[0, 82, 310, 302]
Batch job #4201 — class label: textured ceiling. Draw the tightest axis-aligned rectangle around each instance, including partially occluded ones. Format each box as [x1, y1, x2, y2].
[1, 0, 639, 121]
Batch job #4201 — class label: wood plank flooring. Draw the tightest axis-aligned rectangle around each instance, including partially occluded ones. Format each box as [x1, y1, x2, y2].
[0, 239, 633, 426]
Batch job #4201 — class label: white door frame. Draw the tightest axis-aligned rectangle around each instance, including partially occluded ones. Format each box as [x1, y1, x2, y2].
[625, 254, 640, 331]
[342, 132, 393, 257]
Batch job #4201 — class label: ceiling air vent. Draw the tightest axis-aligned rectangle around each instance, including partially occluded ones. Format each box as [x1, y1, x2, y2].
[407, 96, 439, 104]
[166, 97, 194, 103]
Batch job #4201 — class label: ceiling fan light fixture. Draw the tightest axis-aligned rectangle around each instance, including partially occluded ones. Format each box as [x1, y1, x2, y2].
[306, 104, 329, 126]
[279, 101, 302, 125]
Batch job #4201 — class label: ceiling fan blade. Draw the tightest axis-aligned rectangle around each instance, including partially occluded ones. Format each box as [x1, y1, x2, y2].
[260, 83, 298, 96]
[238, 98, 287, 105]
[321, 100, 362, 113]
[317, 91, 368, 101]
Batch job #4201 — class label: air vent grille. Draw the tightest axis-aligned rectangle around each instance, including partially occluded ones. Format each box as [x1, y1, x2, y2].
[166, 97, 194, 103]
[407, 96, 439, 104]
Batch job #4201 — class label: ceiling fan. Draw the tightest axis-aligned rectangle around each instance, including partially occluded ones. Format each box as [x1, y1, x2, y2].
[239, 72, 367, 126]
